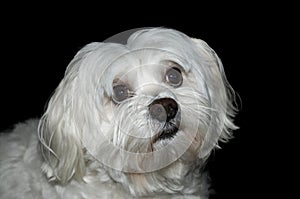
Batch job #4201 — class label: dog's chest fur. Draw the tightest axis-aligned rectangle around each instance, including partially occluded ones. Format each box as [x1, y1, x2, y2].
[0, 120, 209, 199]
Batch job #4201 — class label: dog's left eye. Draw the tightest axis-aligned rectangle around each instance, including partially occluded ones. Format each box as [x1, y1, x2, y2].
[165, 67, 183, 87]
[112, 84, 130, 103]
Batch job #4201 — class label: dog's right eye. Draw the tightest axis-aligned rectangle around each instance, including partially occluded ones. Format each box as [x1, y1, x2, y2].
[112, 84, 130, 103]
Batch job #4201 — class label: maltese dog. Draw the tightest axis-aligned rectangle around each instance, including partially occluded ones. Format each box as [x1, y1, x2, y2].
[0, 28, 238, 198]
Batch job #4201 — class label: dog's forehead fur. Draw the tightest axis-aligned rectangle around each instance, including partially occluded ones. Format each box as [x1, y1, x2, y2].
[74, 29, 203, 96]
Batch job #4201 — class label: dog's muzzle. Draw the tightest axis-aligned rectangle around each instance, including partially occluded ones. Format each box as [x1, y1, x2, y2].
[149, 98, 181, 141]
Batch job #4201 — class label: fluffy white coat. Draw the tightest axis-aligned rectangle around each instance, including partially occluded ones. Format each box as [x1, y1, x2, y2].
[0, 28, 237, 199]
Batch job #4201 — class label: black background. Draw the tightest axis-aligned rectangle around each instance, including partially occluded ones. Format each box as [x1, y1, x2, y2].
[0, 3, 291, 199]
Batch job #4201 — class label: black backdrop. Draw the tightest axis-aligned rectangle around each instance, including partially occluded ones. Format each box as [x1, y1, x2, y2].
[0, 4, 287, 198]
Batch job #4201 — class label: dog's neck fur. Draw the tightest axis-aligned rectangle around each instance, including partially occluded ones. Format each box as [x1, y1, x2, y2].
[83, 154, 209, 197]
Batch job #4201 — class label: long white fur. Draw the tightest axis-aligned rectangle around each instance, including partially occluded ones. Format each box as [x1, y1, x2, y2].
[0, 28, 238, 198]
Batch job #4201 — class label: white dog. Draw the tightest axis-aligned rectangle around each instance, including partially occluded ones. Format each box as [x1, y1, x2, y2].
[0, 28, 238, 198]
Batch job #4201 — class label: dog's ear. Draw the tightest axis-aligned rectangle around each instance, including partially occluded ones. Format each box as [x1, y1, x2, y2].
[37, 43, 102, 184]
[191, 38, 238, 157]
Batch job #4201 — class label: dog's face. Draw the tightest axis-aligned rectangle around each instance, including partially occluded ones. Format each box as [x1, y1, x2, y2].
[38, 28, 237, 195]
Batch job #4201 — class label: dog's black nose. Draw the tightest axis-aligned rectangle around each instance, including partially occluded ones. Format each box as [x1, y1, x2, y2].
[149, 98, 178, 122]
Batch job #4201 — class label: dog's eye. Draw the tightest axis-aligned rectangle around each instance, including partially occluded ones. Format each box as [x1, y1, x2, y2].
[165, 67, 183, 87]
[112, 84, 130, 103]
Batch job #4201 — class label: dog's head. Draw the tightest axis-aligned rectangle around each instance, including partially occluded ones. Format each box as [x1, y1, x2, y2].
[38, 28, 238, 195]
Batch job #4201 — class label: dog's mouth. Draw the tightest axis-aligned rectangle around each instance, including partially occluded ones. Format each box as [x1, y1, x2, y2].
[153, 113, 181, 143]
[156, 122, 179, 141]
